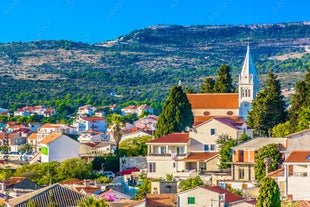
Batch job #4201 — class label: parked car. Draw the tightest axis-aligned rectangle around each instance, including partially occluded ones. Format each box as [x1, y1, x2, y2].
[117, 167, 140, 176]
[102, 171, 115, 179]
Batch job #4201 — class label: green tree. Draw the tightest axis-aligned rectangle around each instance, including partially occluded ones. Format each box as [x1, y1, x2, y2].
[247, 70, 286, 136]
[289, 80, 308, 129]
[178, 176, 203, 192]
[119, 136, 152, 157]
[27, 200, 39, 207]
[272, 121, 293, 137]
[110, 114, 125, 160]
[78, 196, 108, 207]
[257, 177, 281, 207]
[213, 65, 234, 93]
[91, 156, 105, 171]
[58, 158, 92, 180]
[200, 77, 215, 93]
[133, 179, 151, 200]
[297, 106, 310, 131]
[238, 133, 251, 143]
[254, 144, 281, 182]
[216, 134, 237, 169]
[154, 85, 193, 138]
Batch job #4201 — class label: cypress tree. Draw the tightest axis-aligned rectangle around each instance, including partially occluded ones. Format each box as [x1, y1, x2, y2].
[200, 77, 215, 93]
[289, 67, 310, 130]
[213, 64, 234, 93]
[257, 177, 281, 207]
[289, 80, 308, 129]
[154, 85, 194, 138]
[247, 70, 286, 136]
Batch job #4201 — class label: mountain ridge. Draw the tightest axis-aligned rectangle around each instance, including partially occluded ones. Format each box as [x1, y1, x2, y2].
[0, 22, 310, 108]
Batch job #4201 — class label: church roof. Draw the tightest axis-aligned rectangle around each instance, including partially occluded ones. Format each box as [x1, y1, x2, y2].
[187, 93, 239, 109]
[240, 44, 259, 85]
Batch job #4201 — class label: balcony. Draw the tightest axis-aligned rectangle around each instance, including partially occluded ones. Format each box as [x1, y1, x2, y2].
[292, 172, 307, 177]
[148, 153, 187, 157]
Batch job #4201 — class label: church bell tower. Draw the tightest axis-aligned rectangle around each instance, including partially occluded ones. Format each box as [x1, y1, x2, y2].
[238, 44, 260, 120]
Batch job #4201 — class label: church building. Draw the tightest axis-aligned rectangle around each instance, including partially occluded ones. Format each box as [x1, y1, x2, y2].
[187, 44, 260, 125]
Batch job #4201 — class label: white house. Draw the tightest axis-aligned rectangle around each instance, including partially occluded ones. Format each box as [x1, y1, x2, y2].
[121, 104, 154, 116]
[176, 186, 247, 207]
[40, 133, 80, 163]
[78, 130, 110, 143]
[271, 150, 310, 201]
[77, 105, 96, 117]
[73, 117, 107, 132]
[37, 124, 77, 142]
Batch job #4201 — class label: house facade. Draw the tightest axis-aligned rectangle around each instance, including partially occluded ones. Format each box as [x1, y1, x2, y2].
[77, 105, 96, 117]
[177, 186, 245, 207]
[73, 117, 107, 132]
[219, 138, 287, 190]
[40, 133, 80, 163]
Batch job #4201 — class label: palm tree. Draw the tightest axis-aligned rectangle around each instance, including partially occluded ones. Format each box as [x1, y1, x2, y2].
[110, 114, 125, 160]
[78, 196, 108, 207]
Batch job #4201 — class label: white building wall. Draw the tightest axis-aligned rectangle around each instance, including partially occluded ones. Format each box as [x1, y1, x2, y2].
[177, 188, 223, 207]
[41, 136, 79, 163]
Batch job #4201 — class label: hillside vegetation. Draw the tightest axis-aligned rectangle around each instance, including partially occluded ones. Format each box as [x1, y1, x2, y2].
[1, 22, 310, 110]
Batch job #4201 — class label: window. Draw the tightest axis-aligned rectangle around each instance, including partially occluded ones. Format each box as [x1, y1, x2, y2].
[149, 163, 156, 172]
[211, 128, 216, 135]
[160, 147, 166, 155]
[173, 162, 176, 168]
[210, 144, 215, 151]
[177, 147, 184, 154]
[204, 145, 209, 151]
[239, 168, 245, 179]
[188, 197, 195, 204]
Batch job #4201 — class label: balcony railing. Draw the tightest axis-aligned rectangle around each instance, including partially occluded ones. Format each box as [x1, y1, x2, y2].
[292, 172, 307, 177]
[148, 153, 187, 157]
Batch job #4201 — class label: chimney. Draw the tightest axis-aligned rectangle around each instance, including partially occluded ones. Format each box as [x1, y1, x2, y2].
[84, 179, 90, 187]
[264, 157, 272, 175]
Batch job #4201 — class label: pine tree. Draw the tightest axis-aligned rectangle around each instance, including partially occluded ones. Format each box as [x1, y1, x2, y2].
[213, 64, 234, 93]
[154, 85, 194, 138]
[257, 177, 281, 207]
[200, 77, 215, 93]
[247, 70, 286, 136]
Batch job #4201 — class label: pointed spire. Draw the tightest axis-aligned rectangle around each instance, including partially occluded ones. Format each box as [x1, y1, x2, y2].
[178, 80, 182, 86]
[240, 44, 259, 85]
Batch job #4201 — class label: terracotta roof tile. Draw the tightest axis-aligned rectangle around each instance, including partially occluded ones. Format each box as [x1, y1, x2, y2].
[199, 186, 244, 203]
[27, 133, 37, 140]
[187, 93, 239, 109]
[82, 117, 105, 121]
[267, 168, 284, 178]
[146, 194, 177, 207]
[285, 150, 310, 163]
[179, 152, 219, 161]
[60, 178, 84, 185]
[75, 186, 101, 194]
[40, 133, 62, 145]
[147, 133, 189, 144]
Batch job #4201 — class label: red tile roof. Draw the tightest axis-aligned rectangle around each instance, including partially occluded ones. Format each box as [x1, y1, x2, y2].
[60, 178, 84, 185]
[40, 133, 62, 145]
[27, 133, 37, 140]
[147, 133, 189, 144]
[82, 117, 105, 121]
[193, 116, 244, 127]
[187, 93, 239, 109]
[285, 150, 310, 163]
[179, 152, 219, 161]
[200, 186, 244, 203]
[267, 168, 284, 178]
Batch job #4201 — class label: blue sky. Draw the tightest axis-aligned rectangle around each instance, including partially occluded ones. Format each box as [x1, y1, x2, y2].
[1, 0, 309, 43]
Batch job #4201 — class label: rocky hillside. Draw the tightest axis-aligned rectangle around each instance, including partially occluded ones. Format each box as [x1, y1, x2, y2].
[1, 22, 310, 108]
